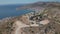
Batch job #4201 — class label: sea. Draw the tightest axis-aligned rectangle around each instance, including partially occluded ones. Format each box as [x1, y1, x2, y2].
[0, 4, 32, 19]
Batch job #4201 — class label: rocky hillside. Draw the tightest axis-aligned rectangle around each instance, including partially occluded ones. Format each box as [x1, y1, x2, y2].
[0, 2, 60, 34]
[17, 2, 60, 10]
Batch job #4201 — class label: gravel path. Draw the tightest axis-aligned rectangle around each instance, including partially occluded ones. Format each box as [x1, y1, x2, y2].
[14, 21, 29, 34]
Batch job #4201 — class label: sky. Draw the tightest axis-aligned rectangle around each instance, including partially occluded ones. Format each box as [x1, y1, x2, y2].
[0, 0, 60, 5]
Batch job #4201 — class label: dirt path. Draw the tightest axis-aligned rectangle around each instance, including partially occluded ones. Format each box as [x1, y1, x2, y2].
[14, 21, 29, 34]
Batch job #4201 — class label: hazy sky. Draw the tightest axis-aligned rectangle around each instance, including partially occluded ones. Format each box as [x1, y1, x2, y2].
[0, 0, 59, 5]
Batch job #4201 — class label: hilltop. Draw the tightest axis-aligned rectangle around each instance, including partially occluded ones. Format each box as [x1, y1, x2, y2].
[0, 2, 60, 34]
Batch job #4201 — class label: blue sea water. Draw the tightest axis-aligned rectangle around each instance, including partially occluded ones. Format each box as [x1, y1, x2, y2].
[0, 4, 32, 19]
